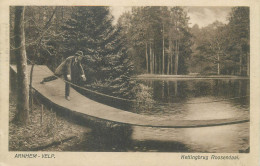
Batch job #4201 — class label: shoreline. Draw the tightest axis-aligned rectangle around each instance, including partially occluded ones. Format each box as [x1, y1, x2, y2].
[133, 74, 249, 80]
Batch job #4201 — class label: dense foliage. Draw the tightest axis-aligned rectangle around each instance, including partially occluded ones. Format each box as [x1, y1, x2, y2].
[10, 6, 137, 99]
[190, 7, 249, 75]
[118, 7, 192, 75]
[60, 7, 135, 98]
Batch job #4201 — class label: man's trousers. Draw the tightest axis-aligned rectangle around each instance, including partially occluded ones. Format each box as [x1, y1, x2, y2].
[42, 74, 70, 97]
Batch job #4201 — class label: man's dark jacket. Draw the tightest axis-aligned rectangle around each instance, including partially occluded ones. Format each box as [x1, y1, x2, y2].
[54, 56, 85, 84]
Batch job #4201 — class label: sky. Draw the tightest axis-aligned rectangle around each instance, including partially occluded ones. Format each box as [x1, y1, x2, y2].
[185, 7, 232, 27]
[110, 6, 232, 28]
[110, 6, 132, 25]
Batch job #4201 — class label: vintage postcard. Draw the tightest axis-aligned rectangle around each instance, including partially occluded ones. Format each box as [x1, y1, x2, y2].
[0, 0, 259, 165]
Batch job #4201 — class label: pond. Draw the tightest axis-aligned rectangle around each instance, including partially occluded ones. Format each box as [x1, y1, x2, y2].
[66, 78, 249, 152]
[129, 79, 250, 152]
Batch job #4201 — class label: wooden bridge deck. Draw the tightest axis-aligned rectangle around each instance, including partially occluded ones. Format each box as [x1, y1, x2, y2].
[10, 65, 249, 128]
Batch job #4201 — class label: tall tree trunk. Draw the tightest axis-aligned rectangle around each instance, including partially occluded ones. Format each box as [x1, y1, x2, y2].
[158, 48, 161, 74]
[168, 38, 172, 75]
[150, 41, 153, 74]
[153, 46, 156, 74]
[14, 6, 30, 125]
[162, 24, 165, 75]
[217, 52, 220, 75]
[167, 50, 170, 75]
[174, 19, 178, 75]
[171, 50, 174, 74]
[174, 40, 179, 75]
[171, 40, 174, 74]
[145, 42, 149, 73]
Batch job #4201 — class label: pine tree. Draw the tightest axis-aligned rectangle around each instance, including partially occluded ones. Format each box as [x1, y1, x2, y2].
[61, 6, 135, 98]
[228, 7, 249, 76]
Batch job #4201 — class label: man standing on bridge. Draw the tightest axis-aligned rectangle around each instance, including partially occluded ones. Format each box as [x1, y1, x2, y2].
[40, 50, 86, 101]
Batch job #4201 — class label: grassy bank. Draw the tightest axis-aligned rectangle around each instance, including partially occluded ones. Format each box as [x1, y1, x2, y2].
[9, 92, 91, 151]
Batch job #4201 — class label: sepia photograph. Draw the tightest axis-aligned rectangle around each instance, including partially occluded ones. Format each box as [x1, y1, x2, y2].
[8, 5, 250, 154]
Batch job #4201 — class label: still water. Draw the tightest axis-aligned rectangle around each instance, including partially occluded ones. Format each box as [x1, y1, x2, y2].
[130, 79, 250, 153]
[66, 79, 249, 153]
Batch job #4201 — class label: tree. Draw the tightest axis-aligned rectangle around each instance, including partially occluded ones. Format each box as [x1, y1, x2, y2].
[192, 21, 229, 75]
[228, 7, 249, 76]
[167, 7, 192, 75]
[61, 6, 135, 98]
[128, 7, 154, 74]
[13, 6, 30, 125]
[10, 7, 69, 71]
[119, 7, 192, 75]
[160, 7, 169, 74]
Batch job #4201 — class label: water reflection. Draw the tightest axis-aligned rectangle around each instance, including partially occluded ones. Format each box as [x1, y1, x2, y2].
[154, 79, 249, 102]
[130, 79, 250, 153]
[68, 79, 249, 153]
[132, 122, 249, 153]
[133, 79, 249, 117]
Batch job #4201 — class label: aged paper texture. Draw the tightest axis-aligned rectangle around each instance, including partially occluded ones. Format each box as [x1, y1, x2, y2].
[0, 0, 259, 165]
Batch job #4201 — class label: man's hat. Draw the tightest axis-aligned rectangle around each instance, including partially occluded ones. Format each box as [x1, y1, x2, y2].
[75, 51, 84, 57]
